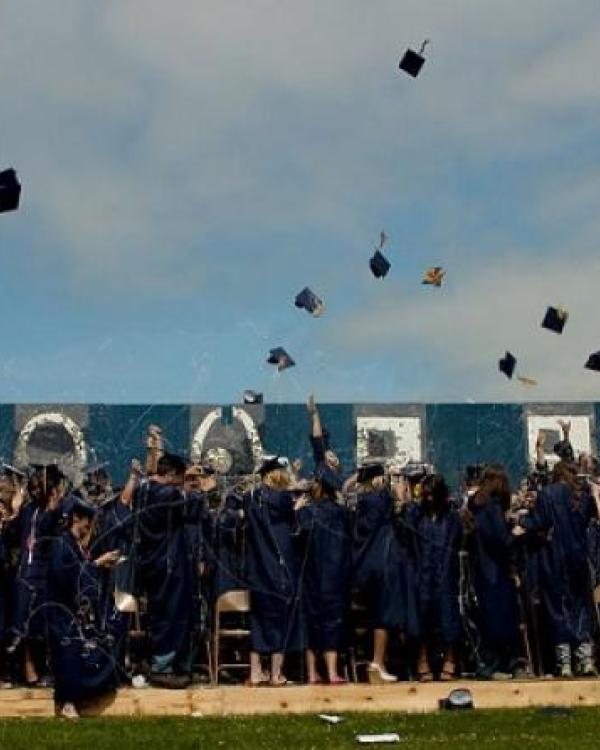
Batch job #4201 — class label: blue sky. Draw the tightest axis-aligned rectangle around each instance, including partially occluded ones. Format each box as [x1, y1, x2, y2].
[1, 0, 600, 404]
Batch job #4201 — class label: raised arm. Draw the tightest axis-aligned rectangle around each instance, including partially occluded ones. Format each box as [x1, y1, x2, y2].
[145, 424, 164, 476]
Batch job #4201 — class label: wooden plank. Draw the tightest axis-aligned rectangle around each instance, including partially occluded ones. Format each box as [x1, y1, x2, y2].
[1, 681, 600, 718]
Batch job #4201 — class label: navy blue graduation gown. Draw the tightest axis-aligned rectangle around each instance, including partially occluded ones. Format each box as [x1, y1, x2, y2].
[409, 504, 462, 644]
[134, 481, 194, 670]
[521, 482, 595, 645]
[47, 530, 118, 704]
[352, 489, 418, 635]
[0, 527, 10, 639]
[214, 492, 247, 597]
[468, 497, 520, 649]
[11, 502, 61, 639]
[243, 485, 304, 654]
[296, 498, 351, 652]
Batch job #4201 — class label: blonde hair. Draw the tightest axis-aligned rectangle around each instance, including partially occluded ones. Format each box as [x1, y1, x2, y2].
[263, 468, 290, 490]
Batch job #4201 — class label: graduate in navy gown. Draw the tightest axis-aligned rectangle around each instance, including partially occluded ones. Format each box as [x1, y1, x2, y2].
[243, 456, 303, 686]
[518, 461, 598, 677]
[409, 474, 462, 681]
[47, 498, 122, 719]
[306, 395, 346, 480]
[128, 453, 199, 687]
[352, 464, 417, 683]
[295, 465, 351, 684]
[9, 465, 65, 686]
[465, 466, 521, 678]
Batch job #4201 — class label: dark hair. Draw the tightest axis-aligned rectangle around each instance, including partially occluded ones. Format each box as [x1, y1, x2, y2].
[475, 465, 511, 511]
[422, 473, 450, 510]
[156, 453, 187, 477]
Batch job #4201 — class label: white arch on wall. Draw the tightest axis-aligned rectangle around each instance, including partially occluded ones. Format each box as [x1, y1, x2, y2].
[190, 408, 223, 462]
[190, 407, 263, 471]
[14, 411, 88, 473]
[232, 406, 263, 471]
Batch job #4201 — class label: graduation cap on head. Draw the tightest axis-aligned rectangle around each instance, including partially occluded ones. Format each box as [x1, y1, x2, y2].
[542, 306, 568, 334]
[0, 462, 26, 480]
[68, 495, 98, 520]
[422, 266, 446, 287]
[498, 351, 517, 379]
[243, 390, 263, 404]
[585, 351, 600, 372]
[369, 250, 391, 279]
[294, 287, 325, 317]
[83, 460, 109, 477]
[267, 347, 295, 371]
[259, 455, 289, 476]
[0, 168, 21, 213]
[399, 39, 429, 78]
[357, 463, 385, 483]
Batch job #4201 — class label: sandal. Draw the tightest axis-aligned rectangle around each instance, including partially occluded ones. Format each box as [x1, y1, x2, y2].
[328, 676, 348, 686]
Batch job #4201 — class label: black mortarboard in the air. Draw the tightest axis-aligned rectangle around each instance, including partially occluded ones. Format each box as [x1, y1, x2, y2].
[295, 287, 325, 317]
[585, 351, 600, 372]
[399, 40, 429, 78]
[369, 250, 391, 279]
[541, 306, 568, 334]
[267, 347, 295, 371]
[357, 463, 385, 483]
[499, 351, 517, 379]
[0, 169, 21, 213]
[243, 390, 263, 404]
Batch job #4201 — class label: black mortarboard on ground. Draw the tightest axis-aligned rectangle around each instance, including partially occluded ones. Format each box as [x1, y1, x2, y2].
[0, 169, 21, 213]
[499, 351, 517, 379]
[399, 40, 429, 78]
[295, 287, 325, 317]
[357, 463, 385, 483]
[369, 250, 391, 279]
[585, 351, 600, 372]
[243, 390, 263, 404]
[541, 306, 568, 334]
[267, 347, 295, 371]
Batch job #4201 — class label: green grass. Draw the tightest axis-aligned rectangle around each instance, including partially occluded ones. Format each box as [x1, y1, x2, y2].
[0, 708, 597, 749]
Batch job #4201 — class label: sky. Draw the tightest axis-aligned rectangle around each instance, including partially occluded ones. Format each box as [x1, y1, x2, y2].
[1, 0, 599, 404]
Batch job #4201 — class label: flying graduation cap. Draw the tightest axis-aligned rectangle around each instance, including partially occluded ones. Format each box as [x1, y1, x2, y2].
[541, 306, 568, 334]
[399, 39, 429, 78]
[585, 351, 600, 372]
[422, 266, 446, 287]
[243, 389, 263, 404]
[517, 375, 538, 387]
[0, 168, 21, 213]
[294, 287, 325, 317]
[267, 347, 295, 371]
[369, 250, 391, 279]
[499, 351, 517, 379]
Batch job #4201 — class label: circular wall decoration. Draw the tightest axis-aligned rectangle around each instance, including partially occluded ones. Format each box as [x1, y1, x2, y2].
[14, 411, 88, 478]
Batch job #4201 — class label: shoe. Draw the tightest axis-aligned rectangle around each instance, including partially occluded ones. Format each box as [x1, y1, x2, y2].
[555, 643, 573, 678]
[367, 663, 397, 684]
[60, 702, 79, 720]
[149, 673, 191, 689]
[575, 643, 597, 677]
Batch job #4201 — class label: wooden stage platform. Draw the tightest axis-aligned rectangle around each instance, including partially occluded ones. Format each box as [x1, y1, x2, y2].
[3, 679, 600, 718]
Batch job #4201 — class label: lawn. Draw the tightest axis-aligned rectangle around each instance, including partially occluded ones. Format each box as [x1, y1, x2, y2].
[0, 708, 597, 750]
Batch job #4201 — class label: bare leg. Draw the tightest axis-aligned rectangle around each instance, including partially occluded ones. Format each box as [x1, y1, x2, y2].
[24, 644, 38, 684]
[417, 643, 432, 678]
[271, 652, 286, 685]
[324, 650, 340, 682]
[249, 651, 266, 684]
[441, 645, 456, 679]
[373, 628, 388, 669]
[306, 649, 320, 683]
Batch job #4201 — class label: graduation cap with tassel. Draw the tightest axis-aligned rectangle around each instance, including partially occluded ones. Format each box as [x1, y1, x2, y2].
[399, 39, 430, 78]
[0, 168, 21, 213]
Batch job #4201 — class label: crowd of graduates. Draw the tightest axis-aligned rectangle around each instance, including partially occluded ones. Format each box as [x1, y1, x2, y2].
[1, 400, 600, 719]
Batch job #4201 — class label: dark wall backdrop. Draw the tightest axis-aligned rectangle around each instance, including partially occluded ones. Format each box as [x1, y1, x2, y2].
[0, 402, 597, 489]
